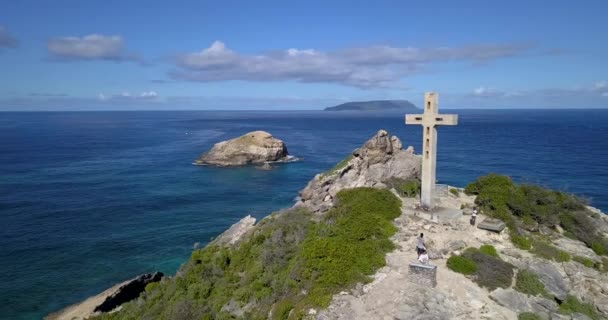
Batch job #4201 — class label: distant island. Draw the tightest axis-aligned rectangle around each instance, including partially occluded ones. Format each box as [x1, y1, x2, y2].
[324, 100, 419, 112]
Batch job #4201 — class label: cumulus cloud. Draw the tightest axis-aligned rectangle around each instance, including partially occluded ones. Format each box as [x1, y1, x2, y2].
[170, 41, 532, 89]
[47, 34, 137, 61]
[0, 26, 18, 48]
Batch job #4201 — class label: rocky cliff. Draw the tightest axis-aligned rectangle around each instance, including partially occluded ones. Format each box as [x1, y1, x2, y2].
[195, 131, 289, 166]
[296, 129, 421, 214]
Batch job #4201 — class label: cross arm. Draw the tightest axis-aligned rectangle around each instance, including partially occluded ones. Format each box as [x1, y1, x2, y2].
[435, 114, 458, 126]
[405, 114, 424, 125]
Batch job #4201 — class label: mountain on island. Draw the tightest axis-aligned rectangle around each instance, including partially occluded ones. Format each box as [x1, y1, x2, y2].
[324, 100, 419, 112]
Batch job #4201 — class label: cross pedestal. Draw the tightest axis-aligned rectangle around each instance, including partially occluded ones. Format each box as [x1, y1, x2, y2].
[406, 93, 458, 210]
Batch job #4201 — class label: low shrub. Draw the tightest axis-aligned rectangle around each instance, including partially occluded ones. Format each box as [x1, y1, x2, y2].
[518, 312, 542, 320]
[399, 179, 421, 198]
[100, 188, 404, 319]
[479, 244, 499, 257]
[465, 249, 514, 290]
[591, 241, 608, 256]
[561, 211, 608, 256]
[447, 255, 477, 275]
[449, 188, 460, 196]
[558, 295, 601, 320]
[272, 299, 294, 320]
[514, 270, 547, 297]
[384, 178, 421, 198]
[511, 234, 532, 250]
[531, 241, 571, 262]
[573, 256, 595, 268]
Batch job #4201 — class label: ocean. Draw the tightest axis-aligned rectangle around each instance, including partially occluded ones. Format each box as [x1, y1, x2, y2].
[1, 109, 607, 319]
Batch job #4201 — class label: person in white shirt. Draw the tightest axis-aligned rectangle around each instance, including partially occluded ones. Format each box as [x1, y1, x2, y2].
[418, 249, 429, 264]
[470, 208, 478, 226]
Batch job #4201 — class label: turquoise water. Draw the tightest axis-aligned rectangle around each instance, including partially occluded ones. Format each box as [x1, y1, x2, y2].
[1, 110, 607, 319]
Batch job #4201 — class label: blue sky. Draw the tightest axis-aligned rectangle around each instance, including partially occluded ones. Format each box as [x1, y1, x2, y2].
[0, 0, 607, 110]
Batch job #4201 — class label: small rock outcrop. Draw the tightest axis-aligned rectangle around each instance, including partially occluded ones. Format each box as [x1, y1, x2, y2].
[195, 131, 289, 166]
[94, 272, 164, 312]
[295, 129, 421, 214]
[46, 272, 163, 320]
[213, 215, 256, 246]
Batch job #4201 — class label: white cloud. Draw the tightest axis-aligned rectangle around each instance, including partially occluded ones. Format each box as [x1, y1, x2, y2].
[97, 91, 160, 101]
[140, 91, 158, 98]
[472, 86, 506, 97]
[170, 41, 532, 89]
[0, 26, 18, 48]
[47, 34, 137, 61]
[593, 81, 607, 91]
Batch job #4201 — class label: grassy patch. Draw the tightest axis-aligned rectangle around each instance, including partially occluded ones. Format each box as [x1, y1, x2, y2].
[558, 295, 601, 320]
[321, 155, 353, 178]
[511, 235, 532, 250]
[385, 177, 421, 198]
[99, 188, 402, 319]
[514, 270, 548, 297]
[479, 244, 499, 257]
[518, 312, 542, 320]
[530, 241, 571, 262]
[447, 255, 477, 275]
[449, 188, 460, 196]
[573, 256, 595, 268]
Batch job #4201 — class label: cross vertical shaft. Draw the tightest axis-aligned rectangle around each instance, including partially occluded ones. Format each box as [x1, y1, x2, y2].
[405, 92, 458, 209]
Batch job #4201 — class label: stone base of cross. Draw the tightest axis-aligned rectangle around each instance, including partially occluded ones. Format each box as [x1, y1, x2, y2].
[405, 92, 458, 210]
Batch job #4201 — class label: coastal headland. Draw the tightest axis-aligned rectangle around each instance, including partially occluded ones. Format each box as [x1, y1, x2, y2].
[49, 129, 608, 320]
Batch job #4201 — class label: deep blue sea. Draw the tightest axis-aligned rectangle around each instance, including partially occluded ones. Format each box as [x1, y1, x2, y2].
[1, 109, 607, 319]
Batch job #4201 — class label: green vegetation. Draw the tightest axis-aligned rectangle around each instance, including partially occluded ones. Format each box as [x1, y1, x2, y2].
[99, 187, 402, 320]
[464, 247, 514, 290]
[449, 188, 460, 196]
[573, 256, 595, 268]
[447, 255, 477, 275]
[479, 244, 499, 257]
[511, 235, 532, 250]
[321, 155, 353, 178]
[385, 178, 421, 198]
[558, 295, 601, 320]
[518, 312, 542, 320]
[514, 270, 548, 297]
[465, 174, 608, 256]
[530, 241, 571, 262]
[448, 247, 514, 290]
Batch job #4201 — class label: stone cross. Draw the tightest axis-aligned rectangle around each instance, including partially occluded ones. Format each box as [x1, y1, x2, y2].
[405, 92, 458, 209]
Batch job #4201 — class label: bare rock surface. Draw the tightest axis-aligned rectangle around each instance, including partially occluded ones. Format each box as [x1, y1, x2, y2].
[295, 129, 421, 214]
[213, 215, 256, 246]
[195, 131, 289, 166]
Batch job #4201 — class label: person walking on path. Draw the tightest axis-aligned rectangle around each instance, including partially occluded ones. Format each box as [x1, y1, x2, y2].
[416, 233, 426, 257]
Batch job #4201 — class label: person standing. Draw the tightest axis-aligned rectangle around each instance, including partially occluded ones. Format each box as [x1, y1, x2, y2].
[416, 233, 426, 256]
[470, 208, 478, 226]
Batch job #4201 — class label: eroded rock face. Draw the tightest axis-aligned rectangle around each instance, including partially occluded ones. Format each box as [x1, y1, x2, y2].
[295, 129, 421, 214]
[196, 131, 289, 166]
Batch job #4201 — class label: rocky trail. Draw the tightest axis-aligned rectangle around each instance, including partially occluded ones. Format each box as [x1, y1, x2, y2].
[317, 192, 608, 320]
